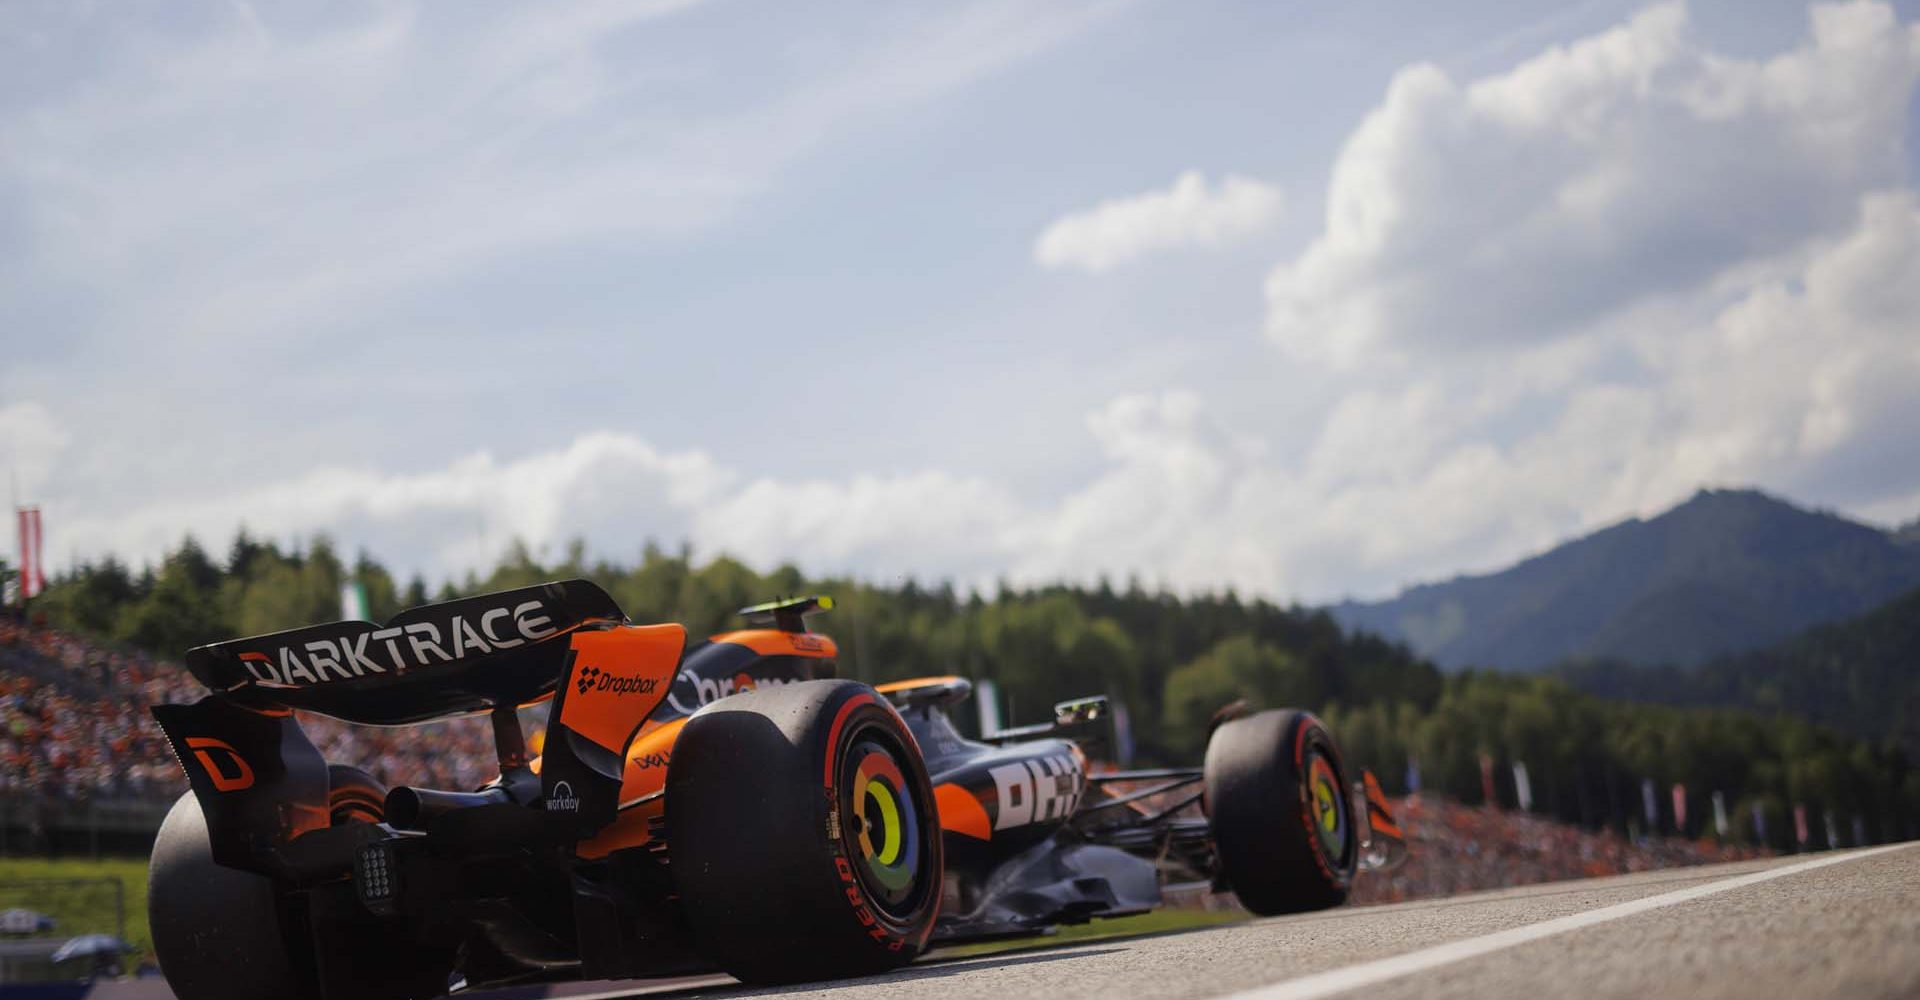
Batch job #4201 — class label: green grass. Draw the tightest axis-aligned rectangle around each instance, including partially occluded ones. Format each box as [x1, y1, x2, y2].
[0, 857, 151, 962]
[933, 907, 1248, 959]
[0, 856, 1241, 971]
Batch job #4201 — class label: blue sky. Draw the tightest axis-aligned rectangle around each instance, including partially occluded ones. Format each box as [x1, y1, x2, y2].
[4, 0, 1919, 602]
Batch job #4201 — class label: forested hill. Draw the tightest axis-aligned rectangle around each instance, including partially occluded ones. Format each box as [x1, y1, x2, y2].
[22, 532, 1441, 763]
[1331, 489, 1920, 672]
[19, 532, 1919, 840]
[1560, 583, 1920, 754]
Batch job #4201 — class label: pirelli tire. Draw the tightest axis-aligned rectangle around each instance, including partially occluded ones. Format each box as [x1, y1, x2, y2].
[667, 679, 943, 984]
[1204, 709, 1358, 915]
[149, 792, 312, 1000]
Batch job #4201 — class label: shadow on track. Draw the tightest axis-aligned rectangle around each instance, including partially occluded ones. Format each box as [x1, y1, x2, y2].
[620, 947, 1131, 1000]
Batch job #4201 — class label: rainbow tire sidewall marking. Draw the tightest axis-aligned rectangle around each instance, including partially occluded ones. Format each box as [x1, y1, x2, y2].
[1306, 750, 1349, 866]
[849, 745, 921, 903]
[836, 716, 932, 921]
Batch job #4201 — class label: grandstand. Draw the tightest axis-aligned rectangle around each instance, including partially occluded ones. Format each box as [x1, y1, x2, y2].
[0, 616, 507, 854]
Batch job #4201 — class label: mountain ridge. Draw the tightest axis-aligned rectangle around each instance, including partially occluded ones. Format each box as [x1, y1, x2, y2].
[1559, 581, 1920, 752]
[1330, 488, 1920, 671]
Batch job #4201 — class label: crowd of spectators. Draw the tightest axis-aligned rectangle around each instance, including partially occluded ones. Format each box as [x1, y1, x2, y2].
[1, 619, 187, 802]
[1348, 794, 1767, 905]
[301, 714, 504, 794]
[0, 618, 504, 801]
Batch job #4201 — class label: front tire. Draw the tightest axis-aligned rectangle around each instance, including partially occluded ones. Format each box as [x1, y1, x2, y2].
[149, 793, 310, 1000]
[667, 679, 943, 984]
[1205, 709, 1357, 915]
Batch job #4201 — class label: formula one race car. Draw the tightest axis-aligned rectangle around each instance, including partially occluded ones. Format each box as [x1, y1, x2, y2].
[148, 581, 1404, 1000]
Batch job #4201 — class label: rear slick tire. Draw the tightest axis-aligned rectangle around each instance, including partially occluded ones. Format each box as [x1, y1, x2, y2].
[667, 679, 943, 984]
[1204, 709, 1358, 915]
[149, 792, 310, 1000]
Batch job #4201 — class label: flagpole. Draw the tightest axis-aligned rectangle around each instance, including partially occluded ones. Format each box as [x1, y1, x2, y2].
[5, 464, 14, 614]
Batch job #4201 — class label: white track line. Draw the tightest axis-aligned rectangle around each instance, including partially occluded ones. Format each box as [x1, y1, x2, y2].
[1225, 842, 1917, 1000]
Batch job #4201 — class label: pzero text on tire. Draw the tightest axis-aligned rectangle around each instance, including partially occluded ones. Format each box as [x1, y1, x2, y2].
[667, 679, 943, 984]
[1204, 709, 1358, 915]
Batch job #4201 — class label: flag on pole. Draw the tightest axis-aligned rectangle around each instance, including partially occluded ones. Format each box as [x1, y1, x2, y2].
[1513, 761, 1533, 812]
[1479, 754, 1497, 807]
[1752, 802, 1768, 843]
[1794, 804, 1809, 847]
[1642, 778, 1659, 831]
[976, 678, 1003, 737]
[1852, 815, 1867, 848]
[341, 581, 371, 621]
[1824, 810, 1839, 849]
[1406, 754, 1422, 794]
[1672, 784, 1688, 835]
[15, 507, 45, 599]
[1712, 791, 1729, 838]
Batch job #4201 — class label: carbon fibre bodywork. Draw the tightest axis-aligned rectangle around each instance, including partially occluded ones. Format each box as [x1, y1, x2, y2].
[149, 583, 1402, 999]
[878, 683, 1180, 940]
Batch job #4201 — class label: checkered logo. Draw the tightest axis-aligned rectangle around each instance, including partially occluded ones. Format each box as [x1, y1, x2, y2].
[575, 665, 601, 696]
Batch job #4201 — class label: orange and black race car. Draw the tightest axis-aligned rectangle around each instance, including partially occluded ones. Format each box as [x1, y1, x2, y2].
[147, 581, 1405, 1000]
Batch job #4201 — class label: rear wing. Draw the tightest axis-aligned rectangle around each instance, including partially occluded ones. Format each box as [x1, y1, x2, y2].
[184, 579, 625, 726]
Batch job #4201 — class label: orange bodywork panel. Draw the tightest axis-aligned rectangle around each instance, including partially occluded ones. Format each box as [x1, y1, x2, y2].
[875, 675, 964, 694]
[934, 782, 991, 840]
[564, 627, 833, 860]
[574, 716, 687, 858]
[708, 629, 837, 659]
[557, 624, 685, 754]
[1363, 770, 1404, 840]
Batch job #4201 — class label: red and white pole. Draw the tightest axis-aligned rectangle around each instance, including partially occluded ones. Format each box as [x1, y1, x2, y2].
[15, 506, 44, 599]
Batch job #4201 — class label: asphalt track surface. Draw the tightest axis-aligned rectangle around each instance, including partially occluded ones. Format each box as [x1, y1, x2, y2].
[568, 841, 1920, 1000]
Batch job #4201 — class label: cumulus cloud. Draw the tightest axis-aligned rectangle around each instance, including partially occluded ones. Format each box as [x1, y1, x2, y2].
[26, 179, 1920, 605]
[691, 471, 1025, 581]
[16, 2, 1920, 607]
[1035, 171, 1283, 273]
[1267, 0, 1920, 366]
[1245, 188, 1920, 595]
[50, 432, 732, 575]
[1643, 191, 1920, 501]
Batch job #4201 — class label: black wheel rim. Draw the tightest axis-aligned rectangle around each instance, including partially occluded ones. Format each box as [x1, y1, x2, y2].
[837, 723, 930, 918]
[1305, 746, 1352, 869]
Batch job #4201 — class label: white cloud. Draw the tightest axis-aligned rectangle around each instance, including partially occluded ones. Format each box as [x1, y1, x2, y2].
[26, 179, 1920, 604]
[693, 472, 1024, 580]
[1644, 191, 1920, 501]
[1247, 188, 1920, 595]
[0, 402, 70, 501]
[1012, 392, 1273, 589]
[1034, 171, 1283, 274]
[1266, 0, 1920, 367]
[13, 1, 1920, 610]
[50, 432, 729, 575]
